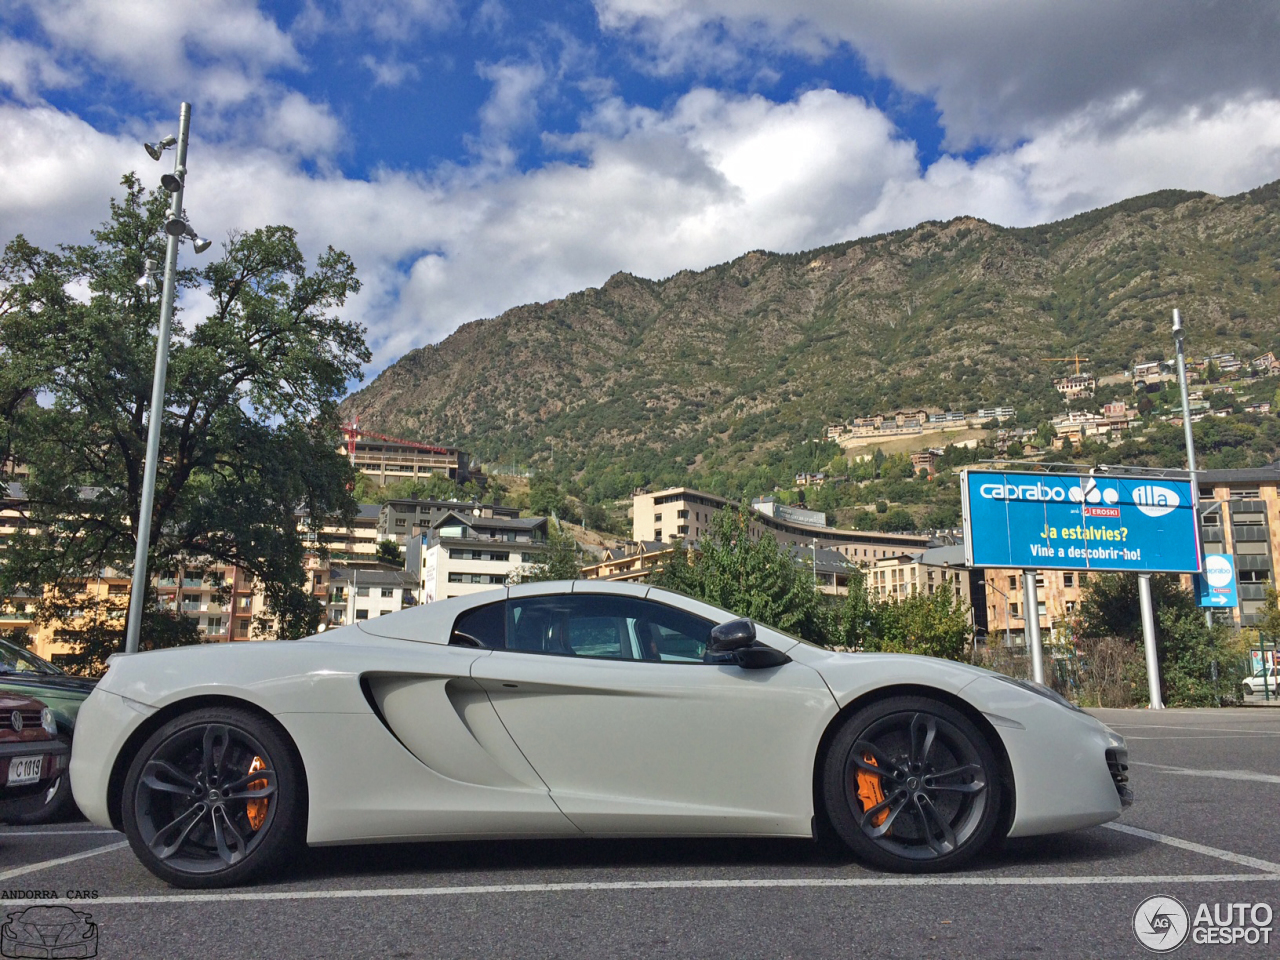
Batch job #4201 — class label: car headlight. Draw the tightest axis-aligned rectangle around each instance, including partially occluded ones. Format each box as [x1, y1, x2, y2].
[997, 675, 1083, 712]
[41, 707, 57, 735]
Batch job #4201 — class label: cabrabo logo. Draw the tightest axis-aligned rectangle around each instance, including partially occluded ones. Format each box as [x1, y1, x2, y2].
[977, 481, 1068, 502]
[1132, 485, 1180, 519]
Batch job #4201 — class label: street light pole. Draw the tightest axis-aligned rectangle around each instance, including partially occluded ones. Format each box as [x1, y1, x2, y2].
[1172, 308, 1212, 630]
[124, 103, 192, 655]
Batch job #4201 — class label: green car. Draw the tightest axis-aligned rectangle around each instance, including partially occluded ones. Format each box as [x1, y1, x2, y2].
[0, 638, 97, 823]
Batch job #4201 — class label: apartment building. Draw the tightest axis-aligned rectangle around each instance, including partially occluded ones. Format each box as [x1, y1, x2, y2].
[378, 498, 520, 546]
[407, 512, 549, 603]
[866, 546, 986, 630]
[299, 503, 383, 559]
[982, 568, 1084, 645]
[339, 425, 476, 487]
[632, 487, 931, 562]
[326, 566, 417, 626]
[1197, 464, 1280, 626]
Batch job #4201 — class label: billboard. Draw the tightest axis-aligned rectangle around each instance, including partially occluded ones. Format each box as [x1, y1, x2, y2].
[1195, 554, 1238, 608]
[962, 470, 1202, 573]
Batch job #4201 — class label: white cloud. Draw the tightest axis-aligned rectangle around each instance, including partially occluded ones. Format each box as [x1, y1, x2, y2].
[594, 0, 1280, 148]
[19, 0, 301, 108]
[360, 55, 420, 88]
[5, 88, 1280, 381]
[0, 38, 77, 103]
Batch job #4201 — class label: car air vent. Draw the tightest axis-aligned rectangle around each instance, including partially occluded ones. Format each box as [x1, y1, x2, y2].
[1106, 748, 1133, 806]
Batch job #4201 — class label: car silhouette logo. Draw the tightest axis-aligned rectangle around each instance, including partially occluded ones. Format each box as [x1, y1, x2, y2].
[1, 905, 98, 958]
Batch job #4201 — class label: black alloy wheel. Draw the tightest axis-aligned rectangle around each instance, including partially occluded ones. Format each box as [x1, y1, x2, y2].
[823, 696, 1002, 872]
[122, 707, 305, 888]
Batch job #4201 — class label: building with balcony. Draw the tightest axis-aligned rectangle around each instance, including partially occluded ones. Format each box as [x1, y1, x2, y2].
[378, 498, 520, 545]
[339, 425, 477, 488]
[407, 512, 549, 603]
[632, 488, 931, 562]
[326, 566, 418, 626]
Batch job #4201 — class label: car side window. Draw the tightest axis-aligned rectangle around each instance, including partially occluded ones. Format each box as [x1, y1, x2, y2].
[449, 601, 506, 648]
[500, 595, 713, 662]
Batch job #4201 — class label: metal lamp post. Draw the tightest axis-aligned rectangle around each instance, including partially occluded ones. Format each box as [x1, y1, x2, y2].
[124, 102, 212, 655]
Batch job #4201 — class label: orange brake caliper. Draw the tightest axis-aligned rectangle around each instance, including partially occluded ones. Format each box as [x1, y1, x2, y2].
[246, 756, 268, 831]
[856, 754, 889, 827]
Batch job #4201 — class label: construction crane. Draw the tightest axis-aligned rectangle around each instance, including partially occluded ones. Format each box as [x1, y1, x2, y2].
[341, 419, 453, 457]
[1042, 354, 1091, 376]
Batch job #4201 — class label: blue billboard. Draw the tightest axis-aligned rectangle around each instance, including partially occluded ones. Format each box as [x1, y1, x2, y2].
[962, 470, 1202, 573]
[1195, 554, 1238, 608]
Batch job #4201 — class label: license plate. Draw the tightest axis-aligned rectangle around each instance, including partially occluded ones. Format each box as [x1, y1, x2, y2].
[7, 755, 44, 786]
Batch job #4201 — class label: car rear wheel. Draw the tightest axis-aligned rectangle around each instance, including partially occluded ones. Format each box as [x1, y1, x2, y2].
[822, 695, 1002, 872]
[121, 707, 305, 888]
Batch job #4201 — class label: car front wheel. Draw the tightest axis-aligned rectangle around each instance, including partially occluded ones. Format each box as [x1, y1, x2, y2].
[121, 706, 306, 888]
[822, 695, 1002, 872]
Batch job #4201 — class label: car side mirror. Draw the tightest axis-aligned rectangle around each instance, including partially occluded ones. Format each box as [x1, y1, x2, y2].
[709, 618, 756, 652]
[734, 645, 791, 670]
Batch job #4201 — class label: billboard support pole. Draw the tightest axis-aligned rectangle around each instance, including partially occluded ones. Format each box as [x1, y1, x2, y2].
[1138, 573, 1165, 709]
[1023, 570, 1045, 684]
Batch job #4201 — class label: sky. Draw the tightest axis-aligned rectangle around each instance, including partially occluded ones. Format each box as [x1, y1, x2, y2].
[4, 1, 1280, 381]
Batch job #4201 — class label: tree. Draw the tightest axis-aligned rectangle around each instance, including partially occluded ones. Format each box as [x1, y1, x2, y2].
[651, 508, 828, 644]
[509, 523, 582, 583]
[376, 540, 403, 566]
[861, 589, 972, 661]
[1077, 572, 1244, 706]
[0, 174, 369, 665]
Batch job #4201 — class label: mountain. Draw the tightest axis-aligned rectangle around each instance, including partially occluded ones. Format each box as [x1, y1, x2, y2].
[341, 180, 1280, 491]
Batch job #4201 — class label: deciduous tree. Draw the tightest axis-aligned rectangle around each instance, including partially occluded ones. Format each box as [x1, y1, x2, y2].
[0, 175, 369, 666]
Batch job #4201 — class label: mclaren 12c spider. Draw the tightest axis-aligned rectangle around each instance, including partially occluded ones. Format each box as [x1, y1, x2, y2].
[70, 581, 1131, 887]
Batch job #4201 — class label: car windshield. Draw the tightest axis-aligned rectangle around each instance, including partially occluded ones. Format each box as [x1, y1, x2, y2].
[0, 638, 62, 675]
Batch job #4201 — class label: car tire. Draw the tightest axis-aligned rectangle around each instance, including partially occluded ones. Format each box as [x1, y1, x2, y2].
[3, 768, 76, 825]
[822, 695, 1002, 873]
[121, 706, 306, 888]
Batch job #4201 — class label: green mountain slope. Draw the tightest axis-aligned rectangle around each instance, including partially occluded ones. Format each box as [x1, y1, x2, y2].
[342, 180, 1280, 493]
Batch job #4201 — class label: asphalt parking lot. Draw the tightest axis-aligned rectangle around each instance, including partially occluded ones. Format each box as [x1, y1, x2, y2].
[1, 708, 1277, 960]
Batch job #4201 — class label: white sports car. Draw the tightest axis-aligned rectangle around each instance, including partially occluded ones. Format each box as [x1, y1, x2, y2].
[71, 581, 1131, 888]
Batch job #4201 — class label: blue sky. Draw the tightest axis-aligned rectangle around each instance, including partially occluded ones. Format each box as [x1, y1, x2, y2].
[3, 1, 1280, 379]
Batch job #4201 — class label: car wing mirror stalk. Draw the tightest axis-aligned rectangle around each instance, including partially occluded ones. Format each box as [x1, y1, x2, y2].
[734, 645, 791, 670]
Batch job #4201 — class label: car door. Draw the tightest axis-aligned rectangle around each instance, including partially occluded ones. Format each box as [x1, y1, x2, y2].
[468, 593, 837, 837]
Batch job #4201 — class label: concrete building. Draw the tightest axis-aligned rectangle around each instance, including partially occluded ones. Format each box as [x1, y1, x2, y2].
[378, 498, 520, 545]
[1054, 374, 1096, 399]
[632, 488, 931, 562]
[326, 566, 418, 626]
[1197, 464, 1280, 626]
[982, 568, 1084, 646]
[340, 424, 476, 487]
[299, 503, 383, 559]
[407, 511, 549, 603]
[580, 539, 857, 596]
[866, 545, 986, 631]
[751, 496, 829, 528]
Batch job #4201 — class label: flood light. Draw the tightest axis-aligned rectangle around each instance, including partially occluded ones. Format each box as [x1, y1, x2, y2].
[143, 134, 177, 161]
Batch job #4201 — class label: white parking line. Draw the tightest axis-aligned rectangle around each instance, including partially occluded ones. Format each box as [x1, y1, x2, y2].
[0, 841, 129, 883]
[1103, 823, 1280, 873]
[1129, 760, 1280, 785]
[5, 873, 1275, 907]
[0, 830, 122, 838]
